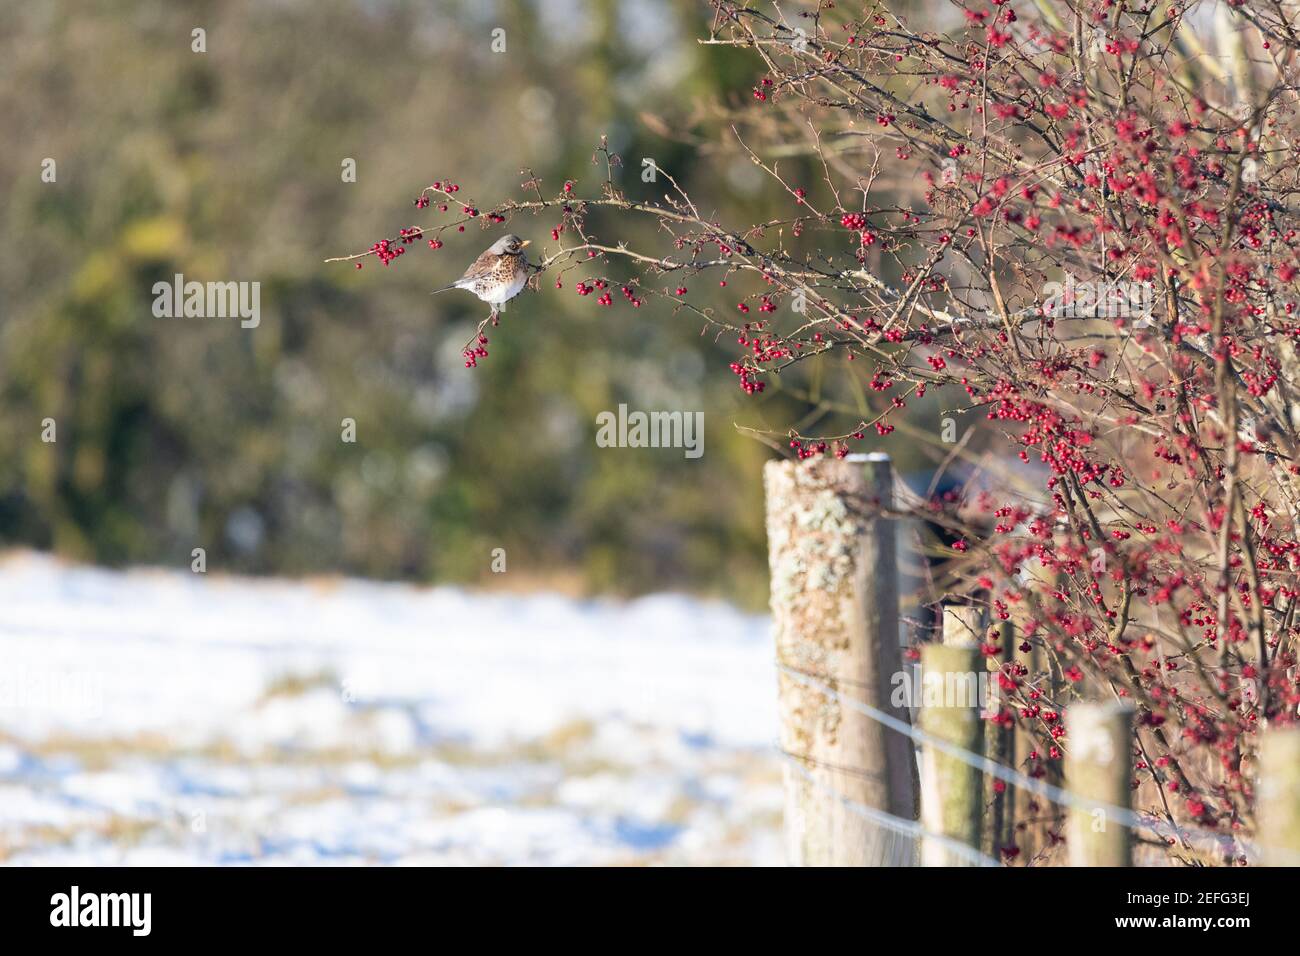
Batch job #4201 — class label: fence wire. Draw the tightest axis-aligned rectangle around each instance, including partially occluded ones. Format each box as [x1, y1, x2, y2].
[776, 662, 1283, 865]
[778, 748, 999, 866]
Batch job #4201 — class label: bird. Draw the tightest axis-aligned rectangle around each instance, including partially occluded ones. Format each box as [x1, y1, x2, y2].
[431, 234, 532, 314]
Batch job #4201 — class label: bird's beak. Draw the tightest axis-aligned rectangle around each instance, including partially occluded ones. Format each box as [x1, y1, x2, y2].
[520, 239, 531, 247]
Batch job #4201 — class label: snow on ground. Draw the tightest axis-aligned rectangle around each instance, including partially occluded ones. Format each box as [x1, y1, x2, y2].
[0, 551, 783, 865]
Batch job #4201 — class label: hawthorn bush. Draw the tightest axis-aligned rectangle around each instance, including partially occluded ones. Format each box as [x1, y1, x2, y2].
[334, 0, 1300, 864]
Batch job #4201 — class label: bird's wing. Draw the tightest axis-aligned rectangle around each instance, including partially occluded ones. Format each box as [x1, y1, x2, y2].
[456, 249, 499, 286]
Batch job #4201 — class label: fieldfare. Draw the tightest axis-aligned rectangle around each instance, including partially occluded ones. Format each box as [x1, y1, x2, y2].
[432, 234, 532, 313]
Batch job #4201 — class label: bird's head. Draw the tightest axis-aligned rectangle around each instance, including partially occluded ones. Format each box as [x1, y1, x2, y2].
[490, 234, 530, 256]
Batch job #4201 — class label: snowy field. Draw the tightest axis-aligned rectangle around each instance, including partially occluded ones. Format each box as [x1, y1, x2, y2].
[0, 551, 782, 865]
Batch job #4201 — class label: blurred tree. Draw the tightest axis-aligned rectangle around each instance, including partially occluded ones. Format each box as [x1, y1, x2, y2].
[0, 0, 928, 608]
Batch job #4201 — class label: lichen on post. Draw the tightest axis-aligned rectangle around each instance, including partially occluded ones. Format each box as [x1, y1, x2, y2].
[764, 452, 919, 866]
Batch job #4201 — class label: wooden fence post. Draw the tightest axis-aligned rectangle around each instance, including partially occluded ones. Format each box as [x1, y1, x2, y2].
[764, 453, 919, 866]
[1258, 726, 1300, 866]
[942, 605, 983, 645]
[985, 620, 1015, 859]
[1030, 580, 1068, 859]
[1065, 702, 1134, 866]
[919, 639, 984, 864]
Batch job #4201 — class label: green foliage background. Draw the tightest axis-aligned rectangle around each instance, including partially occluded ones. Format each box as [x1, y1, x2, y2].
[0, 0, 932, 607]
